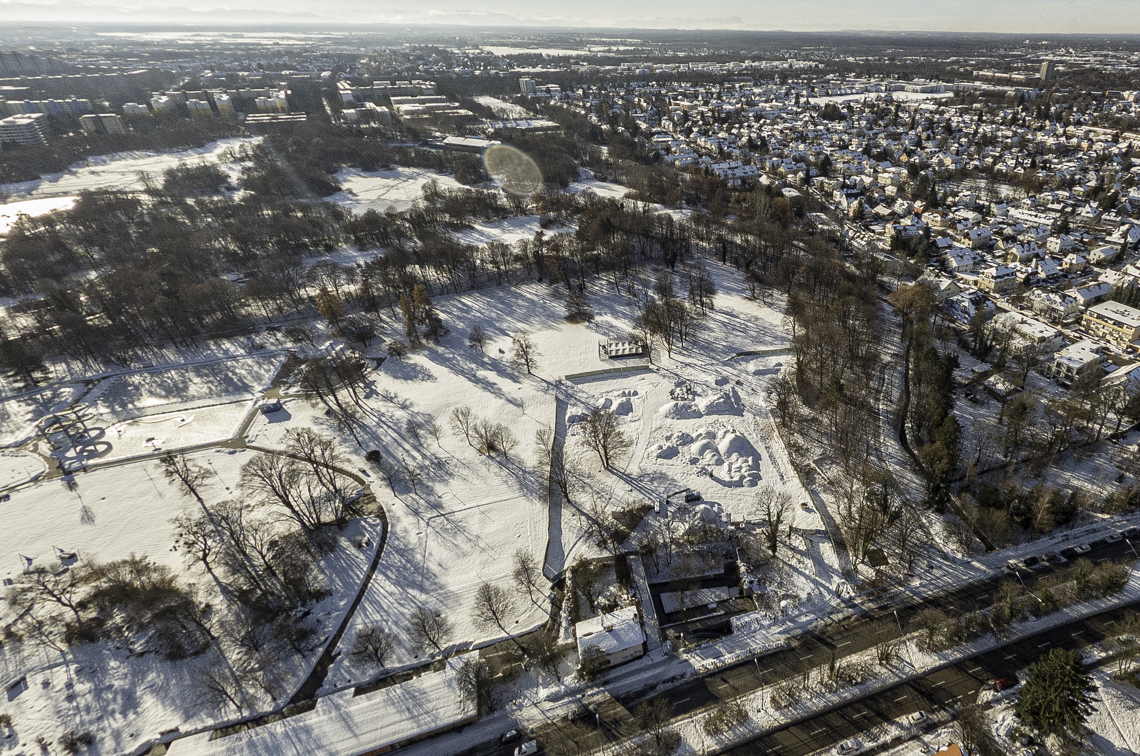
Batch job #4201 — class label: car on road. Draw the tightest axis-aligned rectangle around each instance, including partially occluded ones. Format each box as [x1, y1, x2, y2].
[1042, 550, 1066, 564]
[836, 738, 861, 754]
[1002, 560, 1020, 573]
[500, 730, 522, 745]
[995, 676, 1019, 692]
[514, 741, 540, 756]
[1105, 532, 1124, 543]
[1122, 527, 1139, 538]
[908, 711, 928, 725]
[1021, 556, 1042, 569]
[1073, 543, 1091, 554]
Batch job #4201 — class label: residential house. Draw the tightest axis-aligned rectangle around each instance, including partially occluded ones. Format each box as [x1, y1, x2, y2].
[575, 606, 647, 669]
[944, 291, 995, 324]
[978, 264, 1017, 294]
[1048, 340, 1102, 387]
[1028, 290, 1080, 323]
[1071, 281, 1114, 309]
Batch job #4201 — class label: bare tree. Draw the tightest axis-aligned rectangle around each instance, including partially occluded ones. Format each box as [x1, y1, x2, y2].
[467, 326, 489, 352]
[193, 651, 249, 714]
[580, 408, 631, 469]
[450, 405, 475, 446]
[8, 565, 88, 645]
[160, 452, 210, 501]
[407, 607, 452, 654]
[472, 582, 526, 655]
[755, 489, 792, 556]
[511, 549, 548, 612]
[404, 418, 423, 446]
[402, 458, 422, 494]
[577, 645, 608, 682]
[424, 419, 444, 448]
[172, 510, 219, 574]
[376, 458, 403, 493]
[455, 656, 498, 715]
[509, 331, 541, 375]
[351, 624, 396, 670]
[583, 498, 626, 555]
[633, 699, 682, 756]
[386, 339, 407, 360]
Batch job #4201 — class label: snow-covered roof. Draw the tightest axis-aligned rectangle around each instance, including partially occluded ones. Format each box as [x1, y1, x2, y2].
[166, 658, 477, 756]
[576, 606, 645, 657]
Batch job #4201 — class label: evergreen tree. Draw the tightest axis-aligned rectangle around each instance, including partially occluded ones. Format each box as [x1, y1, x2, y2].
[1017, 648, 1097, 743]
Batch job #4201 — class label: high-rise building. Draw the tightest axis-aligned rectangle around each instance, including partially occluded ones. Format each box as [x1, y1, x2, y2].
[186, 99, 214, 119]
[122, 102, 151, 117]
[0, 113, 49, 146]
[214, 93, 236, 118]
[519, 77, 537, 96]
[79, 113, 127, 135]
[1040, 61, 1056, 81]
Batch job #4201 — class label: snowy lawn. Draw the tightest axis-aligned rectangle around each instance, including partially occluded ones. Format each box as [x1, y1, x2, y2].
[0, 446, 383, 756]
[0, 137, 261, 200]
[0, 196, 78, 235]
[330, 167, 466, 215]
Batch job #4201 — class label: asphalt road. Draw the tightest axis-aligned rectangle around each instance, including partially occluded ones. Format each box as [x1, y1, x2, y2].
[724, 599, 1140, 756]
[458, 534, 1138, 756]
[643, 533, 1139, 719]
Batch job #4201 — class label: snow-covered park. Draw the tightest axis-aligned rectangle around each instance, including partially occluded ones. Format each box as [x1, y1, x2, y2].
[0, 251, 830, 755]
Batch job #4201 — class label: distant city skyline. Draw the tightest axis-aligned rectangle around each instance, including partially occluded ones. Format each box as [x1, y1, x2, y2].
[2, 0, 1140, 34]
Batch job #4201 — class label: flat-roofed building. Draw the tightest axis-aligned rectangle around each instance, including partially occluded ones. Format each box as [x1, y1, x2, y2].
[1082, 301, 1140, 347]
[0, 112, 48, 146]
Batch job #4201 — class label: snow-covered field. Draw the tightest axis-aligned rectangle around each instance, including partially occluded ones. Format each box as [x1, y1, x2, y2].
[473, 95, 532, 119]
[0, 196, 78, 235]
[330, 167, 466, 215]
[0, 137, 261, 201]
[87, 353, 284, 422]
[1, 448, 244, 579]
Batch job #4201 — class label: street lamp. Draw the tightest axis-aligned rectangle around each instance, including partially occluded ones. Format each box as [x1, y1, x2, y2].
[894, 609, 916, 668]
[1014, 570, 1044, 608]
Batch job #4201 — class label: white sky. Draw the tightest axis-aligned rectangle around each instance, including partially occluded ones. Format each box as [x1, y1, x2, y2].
[1, 0, 1139, 32]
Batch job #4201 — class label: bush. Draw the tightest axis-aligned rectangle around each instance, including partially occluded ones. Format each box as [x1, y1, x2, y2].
[58, 731, 94, 754]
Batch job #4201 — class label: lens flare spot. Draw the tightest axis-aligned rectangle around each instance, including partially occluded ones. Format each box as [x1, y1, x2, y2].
[483, 144, 543, 196]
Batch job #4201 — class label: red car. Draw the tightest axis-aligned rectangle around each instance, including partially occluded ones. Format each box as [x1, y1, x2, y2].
[995, 676, 1018, 692]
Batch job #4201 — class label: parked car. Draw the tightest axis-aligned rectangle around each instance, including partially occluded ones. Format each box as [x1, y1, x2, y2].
[1122, 527, 1139, 538]
[908, 711, 928, 725]
[836, 738, 861, 754]
[1042, 551, 1065, 564]
[1073, 543, 1091, 554]
[1021, 556, 1042, 569]
[995, 676, 1018, 692]
[514, 741, 540, 756]
[500, 730, 522, 745]
[1105, 533, 1124, 543]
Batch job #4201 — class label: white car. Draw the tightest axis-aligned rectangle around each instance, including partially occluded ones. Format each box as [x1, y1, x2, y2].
[1074, 543, 1091, 554]
[514, 741, 540, 756]
[1105, 533, 1124, 544]
[908, 710, 928, 725]
[836, 738, 861, 754]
